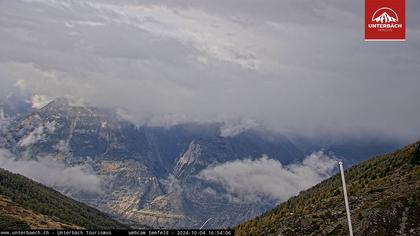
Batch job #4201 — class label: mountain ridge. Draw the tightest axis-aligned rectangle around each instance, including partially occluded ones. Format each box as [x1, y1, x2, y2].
[236, 141, 420, 235]
[0, 167, 128, 229]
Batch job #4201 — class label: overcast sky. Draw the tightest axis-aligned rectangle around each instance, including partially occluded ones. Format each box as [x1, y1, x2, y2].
[0, 0, 419, 141]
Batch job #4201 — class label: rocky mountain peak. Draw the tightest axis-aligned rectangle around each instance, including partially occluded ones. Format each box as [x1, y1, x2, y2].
[172, 141, 202, 178]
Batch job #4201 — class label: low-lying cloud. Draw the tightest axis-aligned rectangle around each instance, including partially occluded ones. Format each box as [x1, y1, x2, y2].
[198, 151, 337, 203]
[18, 122, 57, 147]
[30, 94, 53, 109]
[0, 111, 9, 130]
[0, 149, 102, 194]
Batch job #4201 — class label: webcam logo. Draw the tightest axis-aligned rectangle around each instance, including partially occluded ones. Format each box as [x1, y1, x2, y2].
[365, 0, 405, 41]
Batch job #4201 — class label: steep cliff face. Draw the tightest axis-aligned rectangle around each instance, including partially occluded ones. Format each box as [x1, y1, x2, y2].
[173, 141, 202, 178]
[0, 99, 304, 228]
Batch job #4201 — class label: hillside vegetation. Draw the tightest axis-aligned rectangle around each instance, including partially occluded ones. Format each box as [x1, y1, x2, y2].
[236, 141, 420, 235]
[0, 168, 127, 229]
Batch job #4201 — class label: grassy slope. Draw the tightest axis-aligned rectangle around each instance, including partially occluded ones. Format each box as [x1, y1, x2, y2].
[0, 168, 127, 229]
[236, 141, 420, 236]
[0, 196, 83, 229]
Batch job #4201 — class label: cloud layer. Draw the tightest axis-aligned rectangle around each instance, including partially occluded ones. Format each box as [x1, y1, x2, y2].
[198, 151, 337, 203]
[0, 110, 9, 130]
[0, 0, 419, 141]
[0, 149, 102, 194]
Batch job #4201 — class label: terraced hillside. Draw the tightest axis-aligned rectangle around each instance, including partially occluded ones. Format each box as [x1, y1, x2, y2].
[236, 141, 420, 236]
[0, 168, 127, 229]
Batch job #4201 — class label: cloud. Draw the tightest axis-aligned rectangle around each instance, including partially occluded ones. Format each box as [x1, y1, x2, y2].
[0, 0, 419, 141]
[18, 121, 56, 147]
[53, 140, 70, 153]
[220, 119, 259, 138]
[31, 94, 53, 109]
[198, 151, 337, 203]
[18, 125, 45, 147]
[0, 148, 102, 194]
[0, 109, 9, 130]
[162, 174, 183, 196]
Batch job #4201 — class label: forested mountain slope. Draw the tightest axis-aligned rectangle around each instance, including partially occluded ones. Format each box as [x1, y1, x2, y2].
[236, 141, 420, 236]
[0, 168, 127, 229]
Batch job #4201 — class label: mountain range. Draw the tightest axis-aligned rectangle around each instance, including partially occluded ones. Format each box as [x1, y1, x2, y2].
[0, 98, 304, 228]
[0, 97, 409, 229]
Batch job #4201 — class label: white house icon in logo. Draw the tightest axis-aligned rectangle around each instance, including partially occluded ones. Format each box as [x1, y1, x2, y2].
[372, 7, 399, 23]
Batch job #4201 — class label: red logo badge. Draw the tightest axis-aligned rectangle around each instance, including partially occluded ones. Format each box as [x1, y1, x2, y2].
[365, 0, 405, 41]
